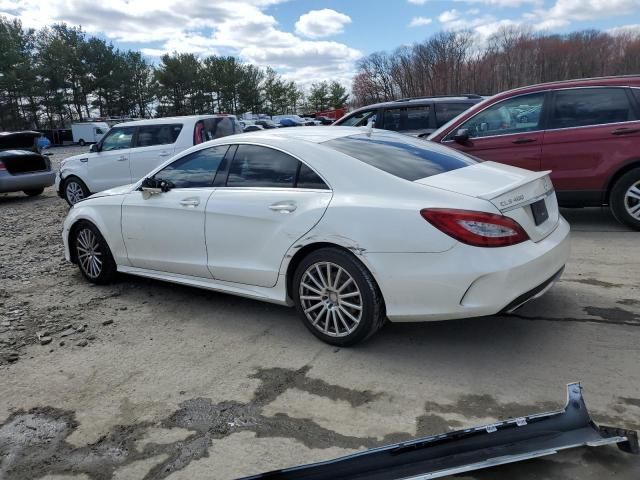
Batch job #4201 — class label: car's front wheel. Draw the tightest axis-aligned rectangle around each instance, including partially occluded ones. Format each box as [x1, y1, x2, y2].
[63, 176, 90, 206]
[72, 221, 117, 284]
[610, 168, 640, 230]
[293, 248, 386, 346]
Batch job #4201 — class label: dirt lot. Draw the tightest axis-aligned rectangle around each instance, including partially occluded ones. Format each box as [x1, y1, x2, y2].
[1, 145, 639, 479]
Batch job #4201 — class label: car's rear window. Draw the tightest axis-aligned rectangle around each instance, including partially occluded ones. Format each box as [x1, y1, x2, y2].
[323, 133, 476, 181]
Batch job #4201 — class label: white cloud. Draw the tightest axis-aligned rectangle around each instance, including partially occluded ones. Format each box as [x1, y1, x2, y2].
[407, 0, 429, 4]
[528, 0, 640, 31]
[0, 0, 361, 86]
[409, 16, 433, 27]
[453, 0, 542, 6]
[438, 9, 461, 23]
[294, 9, 352, 38]
[607, 23, 640, 35]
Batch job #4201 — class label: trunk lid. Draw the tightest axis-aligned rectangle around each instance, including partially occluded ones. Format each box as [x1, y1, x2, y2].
[415, 161, 559, 242]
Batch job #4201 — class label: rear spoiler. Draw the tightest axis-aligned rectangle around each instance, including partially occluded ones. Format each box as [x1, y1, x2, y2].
[241, 383, 638, 480]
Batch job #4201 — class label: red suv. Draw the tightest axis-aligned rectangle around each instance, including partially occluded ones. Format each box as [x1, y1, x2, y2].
[428, 76, 640, 229]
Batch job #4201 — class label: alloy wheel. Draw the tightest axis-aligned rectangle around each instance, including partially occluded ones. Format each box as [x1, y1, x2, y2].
[624, 181, 640, 221]
[299, 261, 363, 337]
[66, 181, 85, 204]
[76, 228, 103, 279]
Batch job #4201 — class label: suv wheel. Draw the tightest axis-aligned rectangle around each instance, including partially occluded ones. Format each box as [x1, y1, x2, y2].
[610, 168, 640, 230]
[78, 139, 86, 146]
[72, 222, 117, 284]
[23, 188, 44, 197]
[63, 177, 89, 206]
[293, 248, 386, 346]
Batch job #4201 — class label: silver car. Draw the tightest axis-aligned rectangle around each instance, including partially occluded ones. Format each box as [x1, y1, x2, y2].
[0, 131, 55, 197]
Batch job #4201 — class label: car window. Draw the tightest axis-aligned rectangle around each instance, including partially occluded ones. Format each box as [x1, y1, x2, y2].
[324, 132, 476, 181]
[227, 145, 299, 188]
[405, 106, 431, 130]
[435, 103, 472, 127]
[94, 127, 105, 135]
[194, 117, 239, 144]
[154, 145, 229, 188]
[550, 88, 636, 129]
[100, 127, 135, 151]
[382, 108, 403, 131]
[456, 93, 545, 138]
[297, 163, 328, 189]
[633, 88, 640, 107]
[338, 110, 376, 127]
[136, 124, 183, 147]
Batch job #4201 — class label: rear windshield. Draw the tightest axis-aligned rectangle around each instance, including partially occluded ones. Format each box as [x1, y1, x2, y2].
[323, 133, 476, 181]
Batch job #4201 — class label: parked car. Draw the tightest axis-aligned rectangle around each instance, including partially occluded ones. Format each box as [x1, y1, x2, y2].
[243, 124, 264, 132]
[254, 119, 278, 129]
[0, 131, 55, 197]
[315, 116, 334, 125]
[428, 76, 640, 229]
[273, 115, 305, 127]
[62, 127, 569, 346]
[56, 114, 242, 205]
[71, 122, 110, 146]
[333, 95, 484, 137]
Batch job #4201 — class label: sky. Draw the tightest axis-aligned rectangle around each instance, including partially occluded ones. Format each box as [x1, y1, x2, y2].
[2, 0, 640, 88]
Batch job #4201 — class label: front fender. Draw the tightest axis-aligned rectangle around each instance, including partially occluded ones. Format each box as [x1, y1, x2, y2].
[63, 197, 129, 266]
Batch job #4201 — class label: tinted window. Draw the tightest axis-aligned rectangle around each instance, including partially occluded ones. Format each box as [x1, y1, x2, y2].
[405, 106, 431, 130]
[325, 133, 476, 181]
[100, 127, 135, 151]
[227, 145, 298, 188]
[633, 88, 640, 107]
[95, 127, 106, 135]
[435, 103, 472, 127]
[550, 88, 636, 129]
[382, 108, 402, 131]
[155, 145, 228, 188]
[338, 110, 376, 127]
[456, 93, 545, 138]
[136, 124, 182, 147]
[297, 163, 328, 189]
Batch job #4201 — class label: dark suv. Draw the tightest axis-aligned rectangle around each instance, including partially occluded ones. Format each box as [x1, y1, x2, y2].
[333, 95, 484, 137]
[428, 76, 640, 229]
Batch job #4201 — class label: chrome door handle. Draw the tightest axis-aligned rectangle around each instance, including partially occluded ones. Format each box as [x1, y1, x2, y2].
[269, 201, 297, 213]
[117, 155, 127, 161]
[180, 198, 200, 207]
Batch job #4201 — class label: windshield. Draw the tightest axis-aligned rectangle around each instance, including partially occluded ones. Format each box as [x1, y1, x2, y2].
[427, 96, 494, 140]
[324, 132, 476, 181]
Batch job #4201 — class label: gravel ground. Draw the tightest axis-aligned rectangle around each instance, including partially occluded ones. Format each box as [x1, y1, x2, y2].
[1, 145, 639, 479]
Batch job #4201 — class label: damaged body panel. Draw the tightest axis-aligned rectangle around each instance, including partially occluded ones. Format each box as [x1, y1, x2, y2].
[243, 383, 638, 480]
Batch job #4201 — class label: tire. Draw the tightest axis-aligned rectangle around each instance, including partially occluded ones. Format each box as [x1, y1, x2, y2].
[292, 248, 386, 346]
[78, 139, 86, 146]
[71, 221, 117, 284]
[610, 168, 640, 230]
[23, 188, 44, 197]
[63, 176, 90, 206]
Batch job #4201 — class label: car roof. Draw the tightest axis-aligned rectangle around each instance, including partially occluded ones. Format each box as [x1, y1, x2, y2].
[221, 126, 364, 144]
[116, 115, 236, 128]
[351, 95, 483, 112]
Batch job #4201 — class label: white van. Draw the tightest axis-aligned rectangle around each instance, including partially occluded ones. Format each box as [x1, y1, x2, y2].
[56, 115, 241, 205]
[71, 122, 110, 146]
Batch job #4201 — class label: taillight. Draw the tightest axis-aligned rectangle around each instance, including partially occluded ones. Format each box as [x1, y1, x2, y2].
[0, 160, 5, 170]
[420, 208, 529, 247]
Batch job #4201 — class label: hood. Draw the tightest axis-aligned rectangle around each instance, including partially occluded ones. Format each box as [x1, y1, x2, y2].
[60, 152, 90, 168]
[86, 184, 135, 200]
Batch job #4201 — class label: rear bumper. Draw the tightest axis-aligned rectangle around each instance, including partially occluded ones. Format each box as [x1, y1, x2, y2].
[0, 170, 55, 193]
[365, 216, 570, 322]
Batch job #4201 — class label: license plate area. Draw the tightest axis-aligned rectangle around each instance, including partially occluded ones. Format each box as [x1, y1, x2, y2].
[530, 198, 549, 226]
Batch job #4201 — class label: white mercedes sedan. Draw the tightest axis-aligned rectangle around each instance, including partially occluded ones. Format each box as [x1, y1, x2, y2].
[62, 127, 570, 346]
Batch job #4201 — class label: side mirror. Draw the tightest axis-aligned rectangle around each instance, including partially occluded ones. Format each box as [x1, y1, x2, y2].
[89, 143, 99, 153]
[140, 177, 174, 196]
[453, 128, 470, 144]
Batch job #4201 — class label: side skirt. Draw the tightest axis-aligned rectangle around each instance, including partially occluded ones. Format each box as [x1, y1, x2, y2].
[116, 265, 290, 306]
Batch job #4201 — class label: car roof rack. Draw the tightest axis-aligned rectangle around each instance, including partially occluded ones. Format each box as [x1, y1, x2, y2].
[393, 94, 483, 102]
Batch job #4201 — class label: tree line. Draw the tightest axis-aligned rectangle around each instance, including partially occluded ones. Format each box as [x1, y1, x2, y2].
[0, 17, 349, 130]
[352, 28, 640, 106]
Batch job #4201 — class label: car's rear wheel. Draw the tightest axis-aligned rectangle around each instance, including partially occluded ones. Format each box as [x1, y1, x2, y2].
[78, 139, 86, 146]
[72, 221, 117, 284]
[293, 248, 386, 346]
[610, 168, 640, 230]
[23, 188, 44, 197]
[63, 176, 90, 206]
